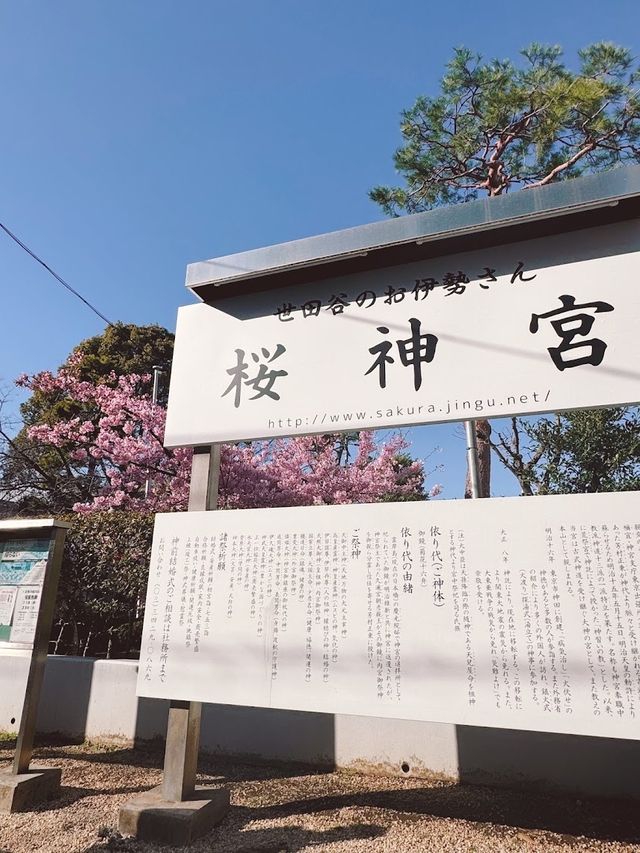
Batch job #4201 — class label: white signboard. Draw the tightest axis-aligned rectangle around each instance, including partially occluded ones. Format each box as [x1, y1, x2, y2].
[165, 220, 640, 446]
[138, 490, 640, 740]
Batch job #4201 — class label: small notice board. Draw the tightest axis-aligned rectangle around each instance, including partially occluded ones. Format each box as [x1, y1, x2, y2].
[0, 534, 51, 646]
[0, 519, 70, 774]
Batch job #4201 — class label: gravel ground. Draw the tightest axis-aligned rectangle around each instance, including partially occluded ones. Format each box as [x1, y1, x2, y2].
[0, 739, 639, 853]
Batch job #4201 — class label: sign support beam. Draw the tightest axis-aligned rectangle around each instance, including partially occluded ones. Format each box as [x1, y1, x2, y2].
[120, 445, 229, 844]
[464, 420, 481, 500]
[162, 445, 219, 801]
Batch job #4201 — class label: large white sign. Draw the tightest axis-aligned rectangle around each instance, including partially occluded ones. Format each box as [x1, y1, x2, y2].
[138, 491, 640, 740]
[165, 221, 640, 446]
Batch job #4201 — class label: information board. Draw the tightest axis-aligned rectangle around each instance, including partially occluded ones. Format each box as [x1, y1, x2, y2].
[0, 538, 49, 645]
[165, 220, 640, 446]
[138, 490, 640, 740]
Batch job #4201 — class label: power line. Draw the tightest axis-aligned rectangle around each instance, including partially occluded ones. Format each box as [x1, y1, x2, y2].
[0, 221, 114, 327]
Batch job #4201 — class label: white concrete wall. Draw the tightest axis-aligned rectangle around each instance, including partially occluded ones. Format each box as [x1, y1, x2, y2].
[1, 655, 639, 800]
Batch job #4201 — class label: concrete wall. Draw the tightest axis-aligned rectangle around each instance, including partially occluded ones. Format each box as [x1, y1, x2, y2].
[1, 655, 639, 800]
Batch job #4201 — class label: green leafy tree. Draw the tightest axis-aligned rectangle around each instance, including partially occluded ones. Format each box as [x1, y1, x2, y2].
[381, 452, 425, 502]
[0, 323, 174, 516]
[492, 408, 640, 496]
[54, 512, 154, 657]
[371, 42, 640, 496]
[22, 322, 174, 428]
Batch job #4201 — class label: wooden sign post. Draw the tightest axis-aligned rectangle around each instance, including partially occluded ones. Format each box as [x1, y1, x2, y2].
[0, 519, 70, 812]
[119, 447, 230, 845]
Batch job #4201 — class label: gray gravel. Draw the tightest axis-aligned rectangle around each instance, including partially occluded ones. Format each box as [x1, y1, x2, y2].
[0, 740, 639, 852]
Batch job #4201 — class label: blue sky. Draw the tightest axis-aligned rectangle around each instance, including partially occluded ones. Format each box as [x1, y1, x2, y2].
[0, 1, 637, 498]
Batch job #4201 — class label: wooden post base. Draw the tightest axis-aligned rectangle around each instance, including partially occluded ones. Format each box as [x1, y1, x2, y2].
[119, 784, 230, 845]
[0, 767, 61, 813]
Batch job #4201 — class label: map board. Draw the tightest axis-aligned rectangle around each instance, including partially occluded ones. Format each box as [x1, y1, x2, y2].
[165, 220, 640, 446]
[138, 490, 640, 740]
[0, 538, 50, 645]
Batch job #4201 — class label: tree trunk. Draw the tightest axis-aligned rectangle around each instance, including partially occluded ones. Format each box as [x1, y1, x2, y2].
[465, 419, 492, 498]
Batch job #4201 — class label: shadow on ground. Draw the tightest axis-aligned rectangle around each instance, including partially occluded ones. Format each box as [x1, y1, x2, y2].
[116, 747, 640, 846]
[81, 821, 386, 853]
[220, 784, 640, 845]
[0, 737, 333, 785]
[3, 741, 640, 850]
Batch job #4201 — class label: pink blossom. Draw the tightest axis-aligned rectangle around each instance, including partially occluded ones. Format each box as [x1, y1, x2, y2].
[19, 368, 435, 513]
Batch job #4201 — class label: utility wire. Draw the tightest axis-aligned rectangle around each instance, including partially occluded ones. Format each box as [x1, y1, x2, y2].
[0, 221, 114, 327]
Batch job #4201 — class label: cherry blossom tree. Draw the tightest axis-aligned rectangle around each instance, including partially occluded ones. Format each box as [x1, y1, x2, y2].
[14, 365, 436, 513]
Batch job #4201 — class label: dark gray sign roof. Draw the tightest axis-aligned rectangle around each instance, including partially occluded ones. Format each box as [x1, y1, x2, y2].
[186, 165, 640, 303]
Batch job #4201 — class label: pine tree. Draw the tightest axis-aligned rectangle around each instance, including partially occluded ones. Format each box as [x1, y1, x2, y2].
[371, 43, 640, 496]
